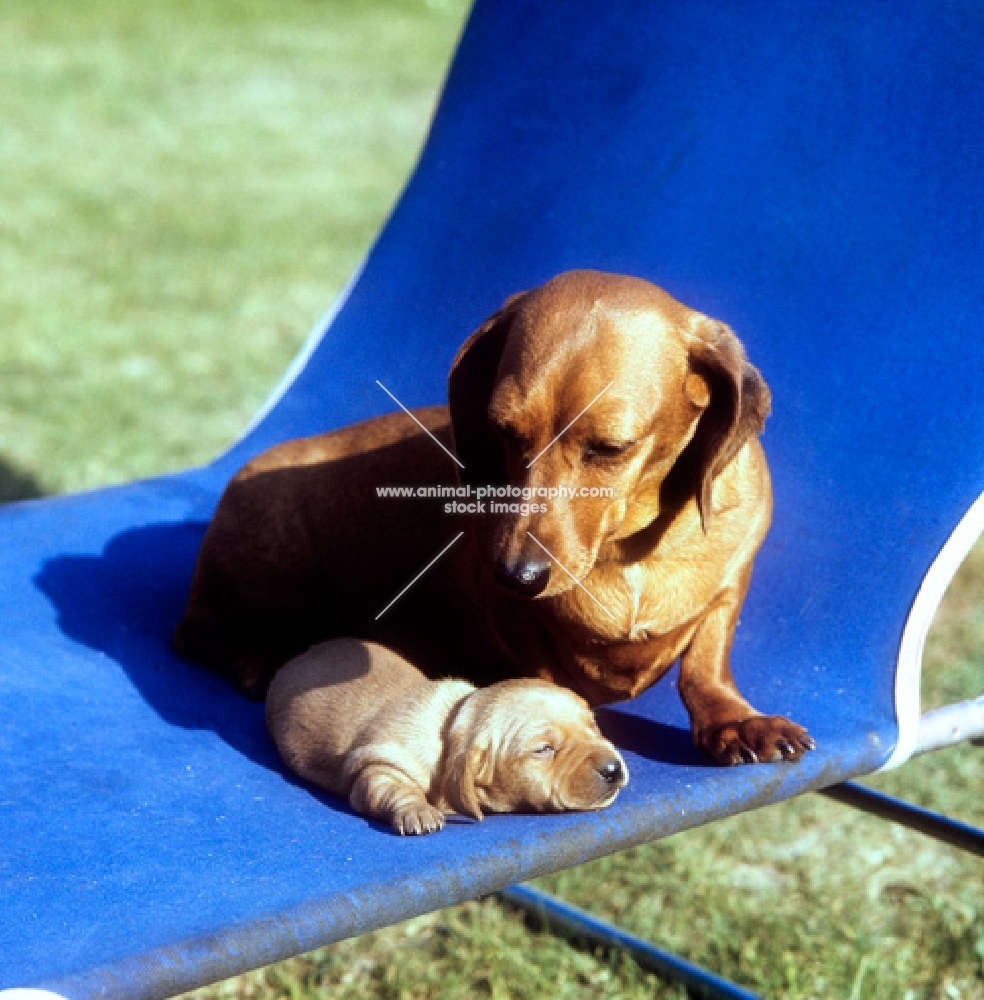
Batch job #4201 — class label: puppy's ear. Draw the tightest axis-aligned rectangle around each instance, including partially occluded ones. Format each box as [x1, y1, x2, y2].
[685, 317, 771, 532]
[442, 745, 488, 821]
[447, 293, 527, 486]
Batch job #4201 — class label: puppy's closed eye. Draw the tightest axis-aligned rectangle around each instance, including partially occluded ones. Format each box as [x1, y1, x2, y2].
[530, 741, 557, 759]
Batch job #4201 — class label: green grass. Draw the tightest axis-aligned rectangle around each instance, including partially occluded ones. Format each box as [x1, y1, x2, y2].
[0, 0, 467, 492]
[1, 3, 981, 998]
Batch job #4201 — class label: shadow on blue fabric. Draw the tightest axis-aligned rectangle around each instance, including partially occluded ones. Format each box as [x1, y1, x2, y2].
[34, 522, 280, 768]
[34, 518, 706, 775]
[595, 708, 710, 770]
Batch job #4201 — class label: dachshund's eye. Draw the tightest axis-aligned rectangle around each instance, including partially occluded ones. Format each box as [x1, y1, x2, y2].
[583, 440, 634, 462]
[531, 742, 556, 759]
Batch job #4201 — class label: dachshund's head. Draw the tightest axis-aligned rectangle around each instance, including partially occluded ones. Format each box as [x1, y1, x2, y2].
[448, 270, 770, 599]
[440, 678, 627, 819]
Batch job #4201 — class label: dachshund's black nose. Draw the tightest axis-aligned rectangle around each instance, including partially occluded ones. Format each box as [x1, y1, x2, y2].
[597, 758, 625, 785]
[494, 556, 552, 596]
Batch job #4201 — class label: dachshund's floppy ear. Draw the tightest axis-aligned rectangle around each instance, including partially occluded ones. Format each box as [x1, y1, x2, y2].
[447, 293, 527, 486]
[685, 317, 771, 532]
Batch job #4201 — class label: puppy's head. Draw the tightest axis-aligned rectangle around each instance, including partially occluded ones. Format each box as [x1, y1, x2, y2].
[440, 678, 627, 819]
[448, 270, 770, 598]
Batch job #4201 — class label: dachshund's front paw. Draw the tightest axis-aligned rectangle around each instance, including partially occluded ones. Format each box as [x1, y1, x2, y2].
[392, 802, 446, 836]
[700, 715, 816, 765]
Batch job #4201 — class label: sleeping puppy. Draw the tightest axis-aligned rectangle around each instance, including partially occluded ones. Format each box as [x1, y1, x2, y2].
[176, 270, 814, 767]
[266, 638, 628, 834]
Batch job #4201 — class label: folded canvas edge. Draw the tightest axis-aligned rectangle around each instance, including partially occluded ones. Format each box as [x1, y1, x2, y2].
[882, 488, 984, 770]
[227, 258, 368, 451]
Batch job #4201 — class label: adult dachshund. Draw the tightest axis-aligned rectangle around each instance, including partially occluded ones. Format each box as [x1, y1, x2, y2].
[175, 270, 814, 766]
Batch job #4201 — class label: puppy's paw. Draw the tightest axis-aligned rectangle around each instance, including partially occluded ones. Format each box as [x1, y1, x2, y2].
[392, 802, 446, 836]
[700, 715, 816, 766]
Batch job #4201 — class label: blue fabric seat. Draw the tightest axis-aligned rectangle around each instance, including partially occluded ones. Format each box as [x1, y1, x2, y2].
[2, 1, 982, 995]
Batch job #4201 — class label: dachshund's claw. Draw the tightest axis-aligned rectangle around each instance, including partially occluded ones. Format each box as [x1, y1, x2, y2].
[702, 715, 816, 766]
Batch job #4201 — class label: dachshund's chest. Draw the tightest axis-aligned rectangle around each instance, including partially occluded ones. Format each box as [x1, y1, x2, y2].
[508, 560, 718, 704]
[561, 624, 697, 703]
[581, 553, 723, 644]
[610, 561, 710, 638]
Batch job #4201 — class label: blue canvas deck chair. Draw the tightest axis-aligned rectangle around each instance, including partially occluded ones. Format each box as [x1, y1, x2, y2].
[2, 2, 983, 997]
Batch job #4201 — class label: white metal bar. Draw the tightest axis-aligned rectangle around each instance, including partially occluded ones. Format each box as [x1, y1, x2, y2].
[914, 693, 984, 756]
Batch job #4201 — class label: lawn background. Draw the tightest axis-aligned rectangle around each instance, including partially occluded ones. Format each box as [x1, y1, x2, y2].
[1, 2, 981, 997]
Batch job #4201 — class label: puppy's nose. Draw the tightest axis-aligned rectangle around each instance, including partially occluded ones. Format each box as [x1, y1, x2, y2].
[597, 758, 625, 785]
[494, 555, 552, 596]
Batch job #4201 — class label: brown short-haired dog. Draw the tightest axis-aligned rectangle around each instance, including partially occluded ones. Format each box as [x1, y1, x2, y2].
[176, 270, 815, 766]
[266, 638, 628, 834]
